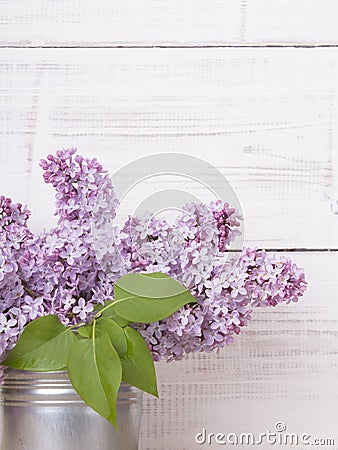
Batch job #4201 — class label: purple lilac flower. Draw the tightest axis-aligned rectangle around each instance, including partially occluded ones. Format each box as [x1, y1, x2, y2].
[72, 298, 94, 322]
[0, 151, 121, 364]
[133, 246, 306, 361]
[0, 314, 18, 337]
[0, 149, 307, 368]
[212, 200, 242, 251]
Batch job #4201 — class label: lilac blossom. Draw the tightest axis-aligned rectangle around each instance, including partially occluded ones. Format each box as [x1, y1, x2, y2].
[0, 149, 307, 369]
[72, 298, 94, 322]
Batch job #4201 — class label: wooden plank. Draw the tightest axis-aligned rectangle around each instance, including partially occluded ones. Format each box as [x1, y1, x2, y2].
[1, 1, 338, 47]
[140, 252, 338, 449]
[0, 0, 242, 47]
[246, 0, 338, 45]
[0, 48, 337, 248]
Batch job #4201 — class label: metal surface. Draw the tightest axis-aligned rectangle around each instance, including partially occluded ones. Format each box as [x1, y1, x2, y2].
[0, 369, 143, 450]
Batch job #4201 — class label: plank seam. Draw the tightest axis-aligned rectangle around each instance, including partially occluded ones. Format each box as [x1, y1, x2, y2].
[1, 44, 338, 49]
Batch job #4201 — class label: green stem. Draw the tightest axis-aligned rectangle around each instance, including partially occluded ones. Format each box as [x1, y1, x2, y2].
[92, 319, 97, 340]
[94, 296, 134, 319]
[23, 285, 38, 298]
[67, 322, 87, 334]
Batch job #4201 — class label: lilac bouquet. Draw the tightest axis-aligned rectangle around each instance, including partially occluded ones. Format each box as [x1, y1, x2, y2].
[0, 149, 307, 426]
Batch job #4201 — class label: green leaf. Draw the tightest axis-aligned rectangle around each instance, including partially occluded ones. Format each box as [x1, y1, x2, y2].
[96, 317, 128, 356]
[121, 326, 158, 397]
[94, 301, 132, 326]
[67, 330, 122, 428]
[2, 315, 77, 371]
[77, 325, 93, 338]
[113, 272, 196, 323]
[116, 272, 190, 298]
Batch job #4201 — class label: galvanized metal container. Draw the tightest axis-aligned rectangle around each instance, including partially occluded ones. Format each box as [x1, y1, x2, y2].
[0, 369, 143, 450]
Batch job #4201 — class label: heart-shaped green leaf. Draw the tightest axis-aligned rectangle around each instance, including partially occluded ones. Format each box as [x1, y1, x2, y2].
[113, 272, 196, 323]
[96, 317, 128, 356]
[121, 326, 158, 397]
[67, 330, 122, 428]
[2, 315, 77, 371]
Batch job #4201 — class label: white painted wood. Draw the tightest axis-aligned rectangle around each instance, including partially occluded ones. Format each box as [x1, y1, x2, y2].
[0, 48, 337, 248]
[1, 1, 338, 47]
[246, 0, 338, 45]
[325, 96, 338, 214]
[0, 0, 242, 47]
[0, 6, 337, 449]
[140, 252, 338, 449]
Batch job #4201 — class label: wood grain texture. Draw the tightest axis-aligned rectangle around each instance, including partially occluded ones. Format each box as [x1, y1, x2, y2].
[0, 7, 337, 447]
[0, 48, 337, 247]
[0, 0, 242, 47]
[246, 0, 338, 45]
[1, 1, 338, 47]
[140, 252, 338, 449]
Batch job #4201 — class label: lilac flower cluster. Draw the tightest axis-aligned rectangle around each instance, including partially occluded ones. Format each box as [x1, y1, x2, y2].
[138, 248, 306, 361]
[118, 202, 228, 289]
[0, 149, 307, 367]
[0, 196, 32, 355]
[0, 150, 120, 365]
[213, 201, 241, 252]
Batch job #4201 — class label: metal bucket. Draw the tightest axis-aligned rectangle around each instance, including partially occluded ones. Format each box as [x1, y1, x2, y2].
[0, 369, 143, 450]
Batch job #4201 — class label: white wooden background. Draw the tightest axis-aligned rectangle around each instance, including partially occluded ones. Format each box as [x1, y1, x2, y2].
[0, 2, 338, 449]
